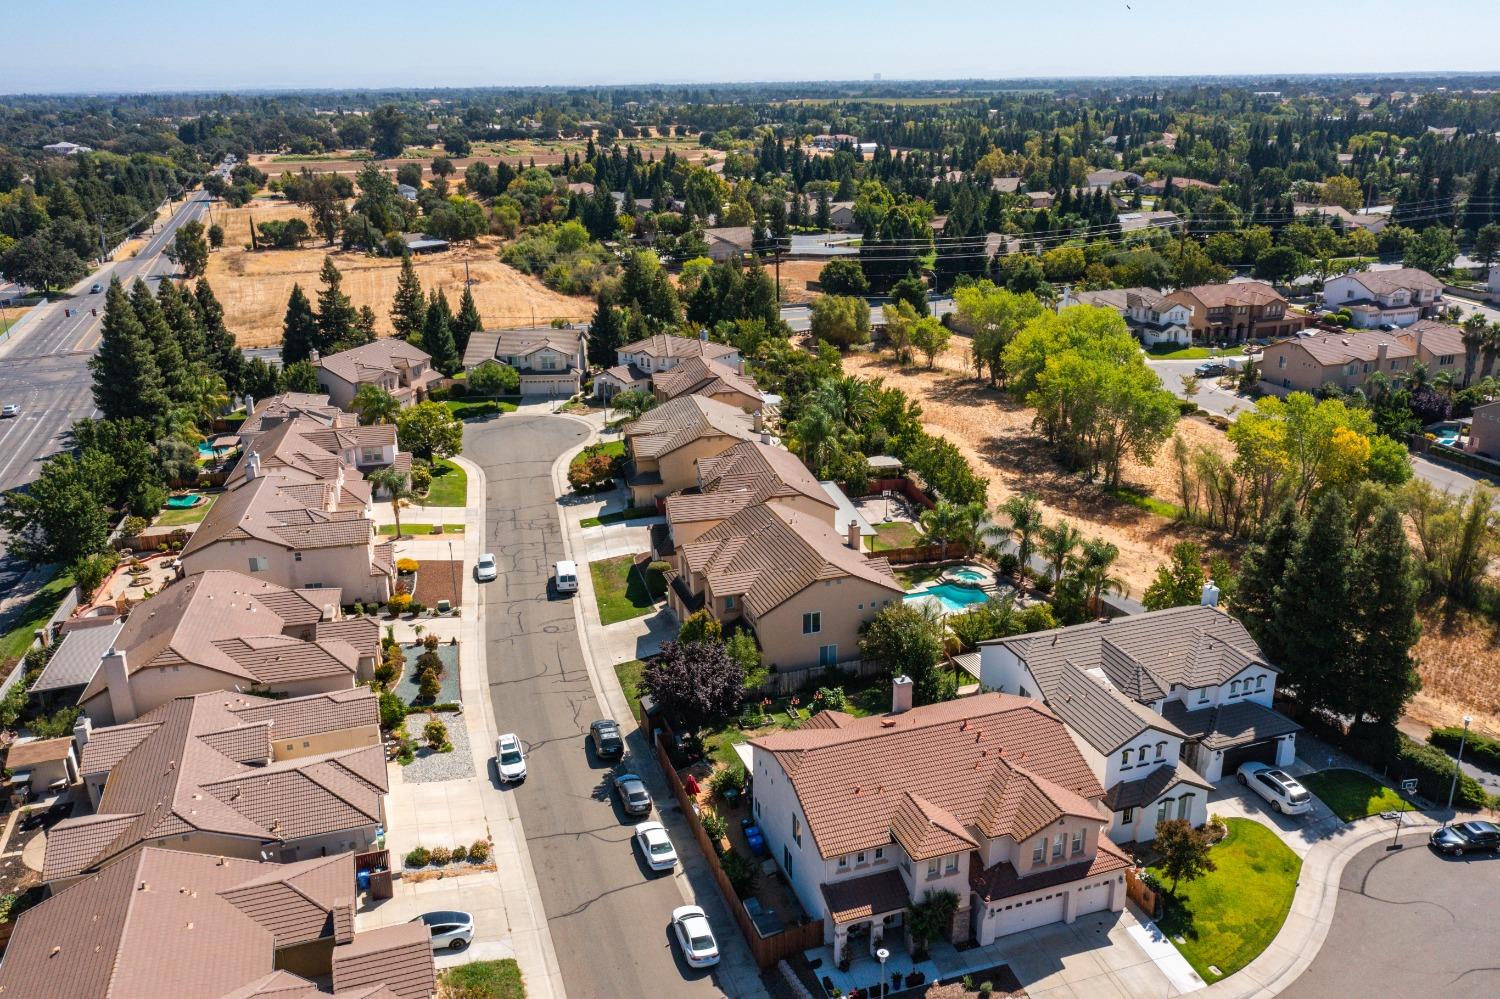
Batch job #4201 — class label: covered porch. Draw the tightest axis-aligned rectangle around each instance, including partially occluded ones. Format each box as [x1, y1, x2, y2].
[809, 867, 937, 995]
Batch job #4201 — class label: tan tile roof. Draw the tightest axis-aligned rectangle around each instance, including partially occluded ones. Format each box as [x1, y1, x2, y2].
[970, 837, 1131, 902]
[619, 333, 738, 363]
[752, 693, 1104, 859]
[314, 339, 432, 387]
[217, 852, 355, 947]
[1398, 319, 1467, 358]
[1174, 281, 1286, 309]
[1283, 330, 1416, 367]
[679, 504, 901, 619]
[239, 393, 348, 436]
[5, 736, 73, 767]
[462, 324, 584, 369]
[331, 922, 437, 999]
[819, 869, 911, 923]
[1041, 662, 1183, 755]
[652, 355, 762, 405]
[665, 441, 834, 525]
[889, 791, 977, 861]
[186, 473, 376, 556]
[1338, 266, 1444, 296]
[624, 394, 759, 460]
[231, 687, 379, 743]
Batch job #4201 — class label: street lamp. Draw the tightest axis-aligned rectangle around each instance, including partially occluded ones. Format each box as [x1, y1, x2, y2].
[876, 947, 889, 999]
[1444, 714, 1473, 825]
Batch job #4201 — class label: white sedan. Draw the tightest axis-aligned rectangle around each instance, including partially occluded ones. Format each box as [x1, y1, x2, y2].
[670, 905, 719, 969]
[633, 821, 678, 871]
[1237, 761, 1313, 815]
[475, 553, 497, 582]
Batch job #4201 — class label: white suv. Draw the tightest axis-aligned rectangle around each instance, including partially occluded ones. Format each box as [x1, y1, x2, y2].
[495, 733, 527, 783]
[1237, 761, 1312, 815]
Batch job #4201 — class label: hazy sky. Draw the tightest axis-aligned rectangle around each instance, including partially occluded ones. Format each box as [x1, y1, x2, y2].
[3, 0, 1496, 93]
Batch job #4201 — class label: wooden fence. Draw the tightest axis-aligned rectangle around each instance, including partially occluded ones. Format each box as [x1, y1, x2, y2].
[1125, 868, 1159, 919]
[870, 542, 968, 565]
[756, 657, 884, 696]
[653, 734, 825, 968]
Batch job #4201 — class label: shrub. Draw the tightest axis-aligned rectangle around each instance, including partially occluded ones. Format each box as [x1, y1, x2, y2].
[701, 811, 729, 842]
[430, 846, 453, 866]
[351, 601, 363, 616]
[396, 557, 420, 574]
[568, 452, 616, 492]
[121, 515, 149, 538]
[708, 762, 747, 799]
[418, 670, 441, 703]
[1177, 400, 1200, 416]
[408, 601, 426, 615]
[996, 553, 1020, 578]
[378, 691, 407, 730]
[451, 843, 468, 863]
[719, 849, 758, 898]
[423, 633, 440, 651]
[1395, 733, 1487, 809]
[386, 592, 412, 615]
[813, 686, 846, 713]
[409, 464, 432, 493]
[405, 846, 430, 868]
[1430, 726, 1500, 774]
[469, 839, 491, 862]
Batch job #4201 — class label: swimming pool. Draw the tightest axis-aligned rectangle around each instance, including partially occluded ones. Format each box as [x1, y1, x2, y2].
[905, 582, 993, 614]
[947, 567, 991, 586]
[164, 494, 204, 509]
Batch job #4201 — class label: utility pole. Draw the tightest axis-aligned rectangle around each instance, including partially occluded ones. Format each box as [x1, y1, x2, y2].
[1444, 714, 1472, 825]
[773, 246, 782, 307]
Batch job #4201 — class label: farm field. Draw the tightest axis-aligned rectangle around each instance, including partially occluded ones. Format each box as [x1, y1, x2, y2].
[250, 136, 710, 181]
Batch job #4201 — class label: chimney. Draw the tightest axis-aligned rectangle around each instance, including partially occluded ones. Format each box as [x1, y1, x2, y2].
[309, 349, 320, 363]
[102, 648, 136, 723]
[1415, 327, 1425, 354]
[243, 393, 255, 414]
[699, 327, 709, 342]
[1200, 580, 1221, 608]
[322, 603, 336, 621]
[1376, 342, 1389, 367]
[73, 714, 93, 753]
[244, 451, 260, 481]
[891, 675, 914, 714]
[753, 409, 764, 433]
[847, 520, 861, 550]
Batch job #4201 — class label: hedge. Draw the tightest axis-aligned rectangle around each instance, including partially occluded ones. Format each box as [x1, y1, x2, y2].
[1430, 726, 1500, 775]
[1308, 718, 1489, 811]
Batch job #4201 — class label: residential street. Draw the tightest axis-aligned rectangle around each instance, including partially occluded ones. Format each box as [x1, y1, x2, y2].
[466, 413, 744, 999]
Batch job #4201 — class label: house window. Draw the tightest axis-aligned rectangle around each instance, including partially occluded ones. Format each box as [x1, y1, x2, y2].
[837, 855, 849, 871]
[1052, 834, 1065, 859]
[1155, 741, 1166, 760]
[874, 847, 884, 861]
[792, 815, 801, 846]
[360, 447, 384, 464]
[1121, 807, 1135, 825]
[724, 595, 736, 610]
[855, 851, 866, 866]
[927, 859, 940, 880]
[1230, 680, 1240, 696]
[1032, 840, 1045, 864]
[293, 552, 303, 562]
[1278, 355, 1286, 369]
[802, 612, 821, 635]
[1158, 799, 1172, 824]
[945, 854, 959, 875]
[1071, 830, 1084, 855]
[1256, 675, 1266, 691]
[783, 846, 794, 882]
[1198, 689, 1209, 704]
[248, 556, 268, 573]
[1120, 749, 1132, 768]
[819, 645, 838, 666]
[1178, 794, 1194, 820]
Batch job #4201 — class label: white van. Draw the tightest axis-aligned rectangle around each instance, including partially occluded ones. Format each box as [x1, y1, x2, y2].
[554, 560, 578, 594]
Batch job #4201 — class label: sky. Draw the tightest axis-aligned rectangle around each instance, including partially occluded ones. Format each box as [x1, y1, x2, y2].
[3, 0, 1497, 94]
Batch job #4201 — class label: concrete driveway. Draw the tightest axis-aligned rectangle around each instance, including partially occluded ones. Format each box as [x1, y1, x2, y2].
[1207, 772, 1346, 858]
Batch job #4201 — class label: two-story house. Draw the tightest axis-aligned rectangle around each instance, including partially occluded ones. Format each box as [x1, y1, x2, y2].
[1395, 320, 1467, 383]
[1164, 282, 1305, 344]
[1062, 287, 1193, 348]
[312, 339, 444, 411]
[651, 355, 763, 412]
[669, 504, 905, 672]
[621, 395, 761, 504]
[594, 332, 742, 400]
[750, 687, 1129, 961]
[1258, 331, 1415, 396]
[979, 606, 1299, 834]
[462, 325, 588, 396]
[1322, 267, 1444, 328]
[235, 410, 411, 492]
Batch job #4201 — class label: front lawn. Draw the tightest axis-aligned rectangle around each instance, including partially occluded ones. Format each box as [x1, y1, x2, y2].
[1149, 818, 1300, 983]
[1300, 768, 1407, 823]
[614, 659, 646, 724]
[580, 505, 657, 528]
[377, 523, 465, 536]
[1146, 344, 1248, 360]
[589, 555, 665, 625]
[439, 957, 525, 999]
[154, 493, 217, 527]
[420, 458, 467, 507]
[870, 521, 921, 551]
[445, 399, 518, 420]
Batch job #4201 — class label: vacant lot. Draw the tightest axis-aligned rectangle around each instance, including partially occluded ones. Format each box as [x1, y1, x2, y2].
[777, 259, 827, 303]
[203, 201, 590, 346]
[250, 137, 709, 181]
[841, 343, 1232, 595]
[1409, 602, 1500, 739]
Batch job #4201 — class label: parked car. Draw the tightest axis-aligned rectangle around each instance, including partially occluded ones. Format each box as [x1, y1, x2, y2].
[633, 820, 678, 871]
[1237, 761, 1313, 815]
[1429, 820, 1500, 856]
[1194, 361, 1227, 377]
[670, 905, 720, 969]
[613, 772, 652, 817]
[589, 718, 624, 759]
[495, 733, 527, 783]
[412, 910, 474, 951]
[474, 552, 497, 582]
[0, 404, 17, 418]
[554, 559, 578, 594]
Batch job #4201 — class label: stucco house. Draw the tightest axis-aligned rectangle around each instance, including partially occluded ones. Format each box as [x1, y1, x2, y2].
[750, 688, 1129, 961]
[668, 504, 904, 672]
[651, 355, 763, 411]
[234, 409, 412, 491]
[312, 340, 444, 411]
[1061, 287, 1192, 348]
[1259, 331, 1414, 396]
[76, 570, 379, 725]
[594, 332, 742, 400]
[1395, 320, 1467, 382]
[45, 687, 386, 886]
[1468, 399, 1500, 460]
[461, 325, 587, 396]
[1488, 266, 1500, 305]
[979, 605, 1299, 845]
[621, 395, 762, 504]
[1321, 267, 1444, 328]
[1163, 282, 1305, 344]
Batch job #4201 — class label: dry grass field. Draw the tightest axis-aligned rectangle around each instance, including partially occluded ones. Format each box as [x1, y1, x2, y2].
[1409, 604, 1500, 738]
[776, 260, 827, 303]
[204, 200, 591, 346]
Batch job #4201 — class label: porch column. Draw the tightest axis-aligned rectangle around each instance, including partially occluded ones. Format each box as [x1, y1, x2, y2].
[1062, 885, 1076, 925]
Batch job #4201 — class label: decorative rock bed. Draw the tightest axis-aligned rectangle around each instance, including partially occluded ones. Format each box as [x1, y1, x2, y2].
[399, 710, 474, 783]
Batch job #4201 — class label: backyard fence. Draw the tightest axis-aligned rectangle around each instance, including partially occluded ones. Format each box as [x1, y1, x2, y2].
[1124, 868, 1160, 919]
[869, 542, 968, 565]
[757, 657, 884, 696]
[653, 733, 825, 968]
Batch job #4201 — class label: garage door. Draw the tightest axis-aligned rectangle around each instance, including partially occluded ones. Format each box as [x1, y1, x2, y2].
[521, 378, 571, 396]
[1072, 878, 1115, 918]
[1222, 739, 1278, 773]
[991, 890, 1066, 937]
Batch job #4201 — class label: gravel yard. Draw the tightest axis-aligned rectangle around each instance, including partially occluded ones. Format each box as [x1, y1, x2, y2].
[401, 710, 475, 783]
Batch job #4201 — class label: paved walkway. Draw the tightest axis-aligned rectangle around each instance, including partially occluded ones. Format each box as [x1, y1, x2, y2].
[566, 482, 677, 667]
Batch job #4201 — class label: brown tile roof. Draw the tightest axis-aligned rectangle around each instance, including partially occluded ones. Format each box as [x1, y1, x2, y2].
[1042, 662, 1184, 756]
[314, 339, 433, 387]
[679, 504, 901, 619]
[970, 837, 1131, 902]
[819, 869, 911, 924]
[652, 355, 762, 405]
[1398, 319, 1467, 358]
[217, 852, 355, 947]
[624, 394, 760, 460]
[1286, 330, 1416, 367]
[5, 736, 73, 767]
[1101, 762, 1213, 812]
[231, 686, 380, 743]
[1160, 699, 1301, 750]
[619, 333, 738, 363]
[1174, 281, 1286, 309]
[461, 324, 584, 369]
[185, 473, 376, 557]
[889, 791, 977, 861]
[752, 693, 1104, 859]
[1337, 266, 1444, 296]
[239, 393, 349, 436]
[331, 922, 437, 999]
[665, 441, 834, 526]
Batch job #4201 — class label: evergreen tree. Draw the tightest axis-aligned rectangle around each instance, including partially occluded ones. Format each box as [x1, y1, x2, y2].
[281, 283, 321, 364]
[1347, 504, 1422, 725]
[349, 306, 378, 349]
[422, 290, 460, 374]
[91, 279, 168, 423]
[194, 279, 245, 395]
[157, 279, 205, 366]
[390, 254, 427, 341]
[587, 291, 626, 368]
[130, 279, 188, 404]
[815, 190, 832, 230]
[453, 285, 482, 357]
[314, 256, 357, 353]
[1271, 491, 1353, 717]
[1235, 499, 1300, 665]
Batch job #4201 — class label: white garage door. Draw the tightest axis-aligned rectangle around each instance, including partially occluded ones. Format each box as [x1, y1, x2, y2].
[522, 378, 571, 396]
[1073, 878, 1115, 918]
[991, 890, 1066, 937]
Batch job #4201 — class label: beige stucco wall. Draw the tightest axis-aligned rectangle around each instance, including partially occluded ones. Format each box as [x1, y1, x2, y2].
[628, 433, 746, 502]
[317, 371, 360, 411]
[751, 575, 903, 672]
[272, 724, 382, 761]
[182, 536, 390, 604]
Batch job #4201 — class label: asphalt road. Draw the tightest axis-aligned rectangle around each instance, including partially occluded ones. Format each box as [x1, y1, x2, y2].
[467, 413, 739, 999]
[1280, 830, 1500, 999]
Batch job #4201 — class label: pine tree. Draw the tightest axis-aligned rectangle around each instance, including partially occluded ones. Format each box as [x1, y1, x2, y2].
[1271, 491, 1353, 717]
[281, 283, 321, 364]
[1347, 504, 1422, 725]
[422, 289, 459, 375]
[587, 291, 625, 368]
[1235, 499, 1300, 664]
[157, 279, 205, 366]
[194, 279, 244, 395]
[349, 306, 378, 349]
[314, 256, 357, 353]
[390, 254, 427, 341]
[130, 278, 188, 403]
[453, 285, 482, 357]
[91, 279, 168, 423]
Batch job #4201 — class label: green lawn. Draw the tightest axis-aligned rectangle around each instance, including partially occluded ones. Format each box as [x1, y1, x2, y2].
[589, 555, 665, 625]
[591, 440, 626, 459]
[154, 494, 217, 527]
[700, 679, 886, 768]
[439, 958, 525, 999]
[377, 523, 465, 536]
[615, 659, 647, 724]
[895, 565, 945, 589]
[0, 571, 75, 669]
[1149, 818, 1301, 983]
[1146, 344, 1248, 360]
[420, 458, 467, 507]
[1300, 768, 1407, 823]
[870, 521, 922, 551]
[580, 505, 658, 528]
[1108, 486, 1184, 520]
[445, 399, 518, 420]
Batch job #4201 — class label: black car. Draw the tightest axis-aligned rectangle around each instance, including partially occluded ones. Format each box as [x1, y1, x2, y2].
[589, 719, 624, 759]
[1429, 820, 1500, 856]
[613, 773, 653, 817]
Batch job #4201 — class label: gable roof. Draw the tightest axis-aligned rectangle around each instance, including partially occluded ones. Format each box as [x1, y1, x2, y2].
[331, 922, 437, 999]
[889, 791, 978, 861]
[624, 394, 759, 460]
[1397, 319, 1467, 358]
[313, 339, 432, 387]
[665, 440, 835, 525]
[462, 325, 584, 369]
[752, 693, 1104, 859]
[1173, 281, 1286, 309]
[1044, 662, 1183, 755]
[679, 504, 902, 618]
[1283, 330, 1416, 367]
[651, 355, 762, 405]
[1335, 266, 1444, 296]
[618, 333, 738, 363]
[29, 619, 123, 694]
[238, 393, 347, 436]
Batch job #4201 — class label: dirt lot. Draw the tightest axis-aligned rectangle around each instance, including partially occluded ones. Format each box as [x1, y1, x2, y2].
[250, 137, 710, 182]
[1408, 603, 1500, 738]
[204, 201, 591, 346]
[841, 339, 1234, 596]
[776, 259, 827, 303]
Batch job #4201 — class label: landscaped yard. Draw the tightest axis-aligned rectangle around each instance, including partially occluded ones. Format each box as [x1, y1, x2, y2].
[420, 458, 467, 507]
[614, 659, 646, 723]
[698, 679, 889, 768]
[1146, 344, 1249, 360]
[589, 554, 665, 625]
[1300, 768, 1408, 823]
[0, 571, 75, 669]
[445, 398, 518, 420]
[438, 957, 525, 999]
[895, 564, 945, 589]
[870, 520, 921, 551]
[1150, 818, 1300, 983]
[580, 505, 657, 528]
[377, 523, 465, 536]
[154, 493, 217, 527]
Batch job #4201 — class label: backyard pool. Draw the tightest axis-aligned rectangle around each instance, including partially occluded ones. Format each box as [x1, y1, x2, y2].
[946, 565, 992, 586]
[197, 442, 233, 458]
[905, 582, 993, 614]
[164, 493, 205, 509]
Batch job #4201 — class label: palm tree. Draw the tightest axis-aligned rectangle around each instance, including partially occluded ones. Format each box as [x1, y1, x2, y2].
[810, 376, 875, 431]
[919, 500, 987, 556]
[1481, 323, 1500, 383]
[1038, 520, 1084, 583]
[792, 404, 838, 475]
[1461, 313, 1487, 388]
[1076, 538, 1126, 614]
[1432, 368, 1457, 397]
[353, 384, 401, 425]
[612, 389, 657, 421]
[1404, 360, 1430, 393]
[997, 493, 1044, 585]
[368, 466, 415, 540]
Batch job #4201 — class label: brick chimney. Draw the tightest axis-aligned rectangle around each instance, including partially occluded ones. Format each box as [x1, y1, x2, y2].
[891, 675, 914, 714]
